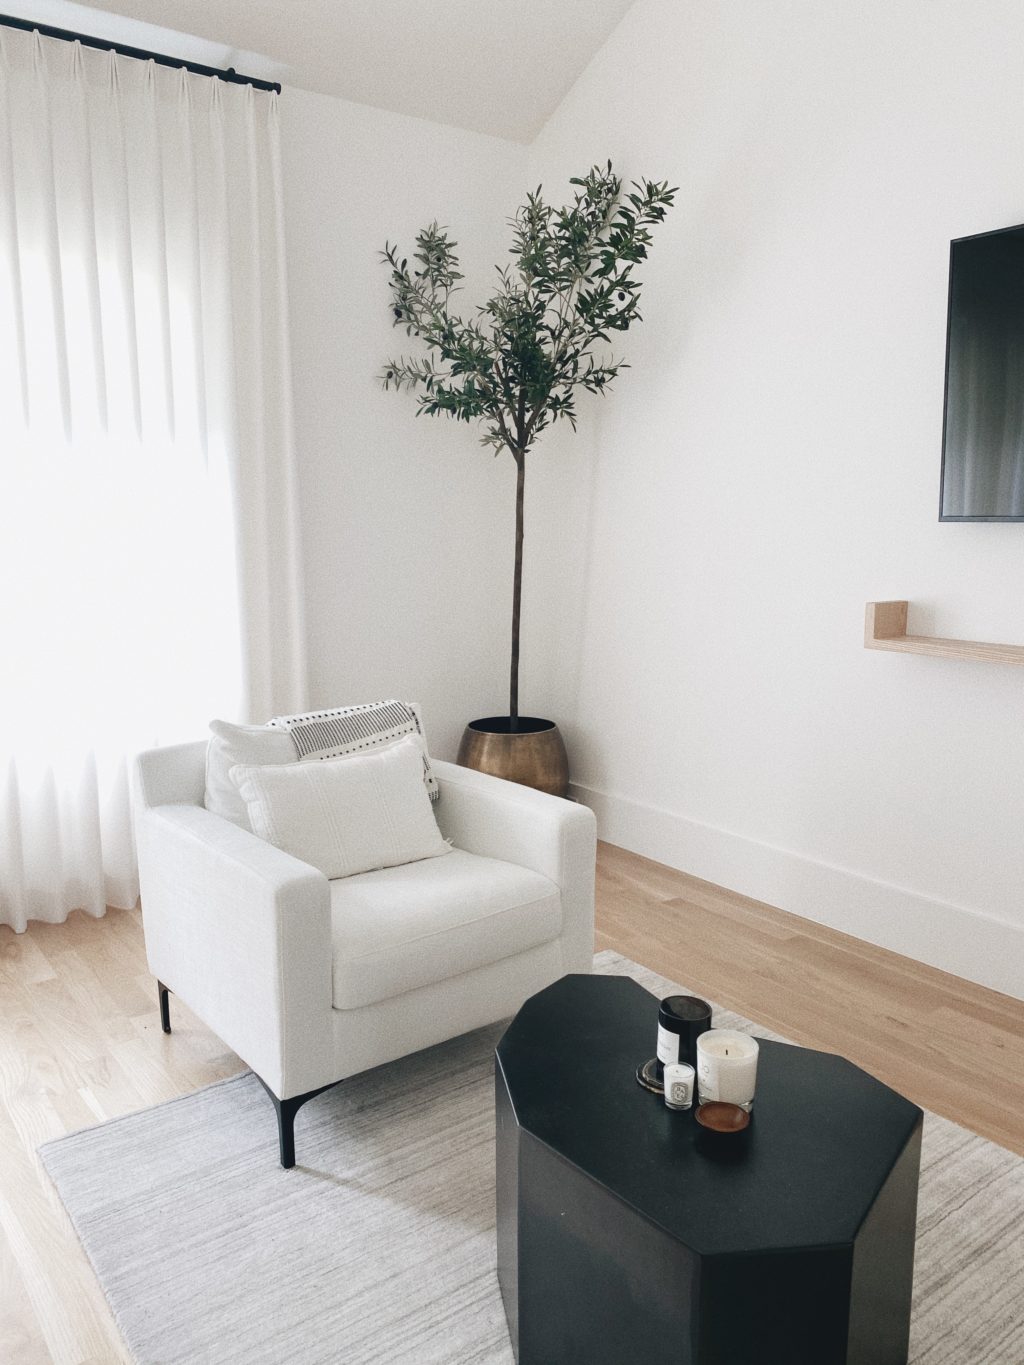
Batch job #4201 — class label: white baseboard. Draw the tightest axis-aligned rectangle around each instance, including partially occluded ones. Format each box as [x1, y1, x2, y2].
[571, 781, 1024, 1002]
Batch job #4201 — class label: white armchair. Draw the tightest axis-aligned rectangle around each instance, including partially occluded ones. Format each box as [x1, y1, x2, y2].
[132, 741, 596, 1167]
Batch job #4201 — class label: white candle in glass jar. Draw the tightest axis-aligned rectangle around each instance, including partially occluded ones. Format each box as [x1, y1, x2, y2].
[696, 1030, 759, 1111]
[663, 1062, 695, 1111]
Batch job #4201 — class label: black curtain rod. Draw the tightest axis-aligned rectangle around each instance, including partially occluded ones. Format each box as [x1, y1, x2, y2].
[0, 12, 281, 93]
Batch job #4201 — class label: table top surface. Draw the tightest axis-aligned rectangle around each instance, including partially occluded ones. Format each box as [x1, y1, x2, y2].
[495, 974, 923, 1256]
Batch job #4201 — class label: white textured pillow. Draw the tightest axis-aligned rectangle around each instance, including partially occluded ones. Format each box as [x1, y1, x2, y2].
[228, 736, 450, 879]
[205, 719, 297, 830]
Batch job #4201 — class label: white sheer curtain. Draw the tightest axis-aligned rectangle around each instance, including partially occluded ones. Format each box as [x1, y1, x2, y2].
[0, 29, 306, 932]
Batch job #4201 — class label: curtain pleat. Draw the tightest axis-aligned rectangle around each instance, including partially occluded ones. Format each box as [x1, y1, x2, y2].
[0, 29, 306, 932]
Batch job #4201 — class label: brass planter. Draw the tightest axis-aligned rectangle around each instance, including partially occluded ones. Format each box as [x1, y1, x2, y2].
[456, 716, 569, 797]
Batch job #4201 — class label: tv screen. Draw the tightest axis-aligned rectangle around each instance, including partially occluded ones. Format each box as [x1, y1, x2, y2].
[940, 223, 1024, 521]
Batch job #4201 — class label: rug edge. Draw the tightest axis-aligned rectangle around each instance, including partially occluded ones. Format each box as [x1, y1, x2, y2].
[37, 1067, 252, 1160]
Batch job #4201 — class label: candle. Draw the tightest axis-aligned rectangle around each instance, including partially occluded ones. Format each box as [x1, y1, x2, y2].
[655, 995, 712, 1082]
[696, 1030, 759, 1111]
[663, 1062, 695, 1111]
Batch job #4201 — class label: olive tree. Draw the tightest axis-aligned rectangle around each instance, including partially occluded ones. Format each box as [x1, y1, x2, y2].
[381, 162, 676, 725]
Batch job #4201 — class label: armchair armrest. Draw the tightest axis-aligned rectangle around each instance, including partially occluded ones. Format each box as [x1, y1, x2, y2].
[135, 802, 333, 1099]
[432, 760, 596, 973]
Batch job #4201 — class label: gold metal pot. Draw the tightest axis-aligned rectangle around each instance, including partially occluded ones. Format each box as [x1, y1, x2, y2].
[456, 716, 569, 797]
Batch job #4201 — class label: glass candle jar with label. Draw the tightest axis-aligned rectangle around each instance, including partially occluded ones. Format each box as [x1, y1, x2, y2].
[655, 995, 712, 1082]
[696, 1030, 759, 1111]
[663, 1062, 695, 1111]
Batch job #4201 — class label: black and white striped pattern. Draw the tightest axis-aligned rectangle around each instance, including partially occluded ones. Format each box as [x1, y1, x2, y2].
[269, 700, 438, 800]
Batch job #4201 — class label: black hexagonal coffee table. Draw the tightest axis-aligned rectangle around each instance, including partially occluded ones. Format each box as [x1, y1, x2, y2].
[495, 974, 922, 1365]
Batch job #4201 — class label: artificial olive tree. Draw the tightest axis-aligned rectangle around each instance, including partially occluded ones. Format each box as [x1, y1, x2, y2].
[381, 162, 676, 726]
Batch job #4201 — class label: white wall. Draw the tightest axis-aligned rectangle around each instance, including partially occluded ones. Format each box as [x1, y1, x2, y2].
[279, 89, 527, 760]
[527, 0, 1024, 998]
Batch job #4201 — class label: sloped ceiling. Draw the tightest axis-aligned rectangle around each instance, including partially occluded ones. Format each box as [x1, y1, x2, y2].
[5, 0, 637, 142]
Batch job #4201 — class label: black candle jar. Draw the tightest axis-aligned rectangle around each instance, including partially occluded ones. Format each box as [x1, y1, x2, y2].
[656, 995, 712, 1082]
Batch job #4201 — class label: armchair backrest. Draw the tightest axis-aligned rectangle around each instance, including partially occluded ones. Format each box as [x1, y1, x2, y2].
[134, 740, 207, 812]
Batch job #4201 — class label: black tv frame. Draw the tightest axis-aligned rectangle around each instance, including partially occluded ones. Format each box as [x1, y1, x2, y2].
[938, 220, 1024, 523]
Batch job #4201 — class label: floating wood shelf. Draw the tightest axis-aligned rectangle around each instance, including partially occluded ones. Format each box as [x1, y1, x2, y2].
[865, 601, 1024, 665]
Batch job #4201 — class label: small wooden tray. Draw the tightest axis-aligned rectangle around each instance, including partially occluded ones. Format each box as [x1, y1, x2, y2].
[695, 1101, 750, 1133]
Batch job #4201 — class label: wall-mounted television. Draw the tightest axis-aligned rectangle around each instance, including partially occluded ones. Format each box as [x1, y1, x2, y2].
[939, 222, 1024, 521]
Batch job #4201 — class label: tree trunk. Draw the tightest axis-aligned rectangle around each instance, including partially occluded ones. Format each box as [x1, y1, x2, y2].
[509, 450, 525, 728]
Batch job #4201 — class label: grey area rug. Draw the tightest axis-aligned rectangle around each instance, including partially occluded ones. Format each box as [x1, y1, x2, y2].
[40, 953, 1024, 1364]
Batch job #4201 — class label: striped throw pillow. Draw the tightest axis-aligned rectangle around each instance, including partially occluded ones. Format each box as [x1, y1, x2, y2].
[268, 700, 438, 800]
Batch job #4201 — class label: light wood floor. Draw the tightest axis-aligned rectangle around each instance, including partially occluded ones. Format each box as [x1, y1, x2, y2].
[1, 842, 1022, 1364]
[596, 843, 1024, 1156]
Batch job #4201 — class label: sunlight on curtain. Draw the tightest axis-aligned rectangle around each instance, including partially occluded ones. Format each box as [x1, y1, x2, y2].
[0, 30, 306, 930]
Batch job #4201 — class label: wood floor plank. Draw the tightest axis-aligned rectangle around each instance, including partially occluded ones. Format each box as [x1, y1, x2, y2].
[0, 1218, 50, 1365]
[0, 931, 57, 988]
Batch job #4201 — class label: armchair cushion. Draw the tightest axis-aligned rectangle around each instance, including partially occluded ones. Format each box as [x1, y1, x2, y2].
[329, 849, 561, 1009]
[230, 737, 450, 881]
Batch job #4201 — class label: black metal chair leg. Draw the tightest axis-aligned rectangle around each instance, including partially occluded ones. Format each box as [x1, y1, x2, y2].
[153, 987, 336, 1167]
[254, 1074, 339, 1169]
[275, 1095, 301, 1170]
